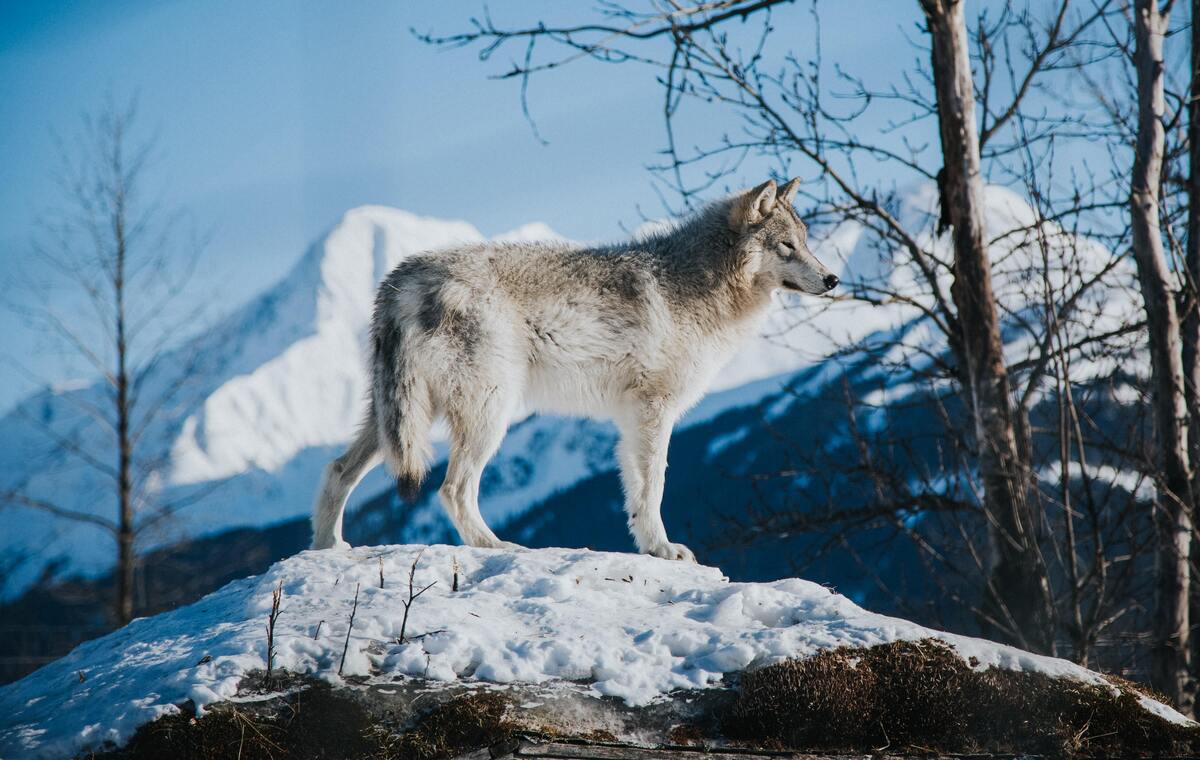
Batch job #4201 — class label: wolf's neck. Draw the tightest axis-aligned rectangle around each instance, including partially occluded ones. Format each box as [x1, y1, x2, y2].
[710, 273, 774, 334]
[653, 209, 771, 331]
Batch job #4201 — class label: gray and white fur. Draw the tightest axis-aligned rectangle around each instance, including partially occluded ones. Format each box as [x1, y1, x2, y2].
[311, 178, 837, 561]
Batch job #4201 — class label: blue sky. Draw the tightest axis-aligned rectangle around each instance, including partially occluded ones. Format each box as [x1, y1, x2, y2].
[0, 1, 920, 413]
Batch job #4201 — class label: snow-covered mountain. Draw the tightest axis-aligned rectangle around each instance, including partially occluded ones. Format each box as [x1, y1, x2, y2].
[0, 207, 484, 595]
[0, 185, 1141, 601]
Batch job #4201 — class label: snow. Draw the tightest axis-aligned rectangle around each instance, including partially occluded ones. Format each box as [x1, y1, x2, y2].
[0, 544, 1191, 757]
[493, 221, 566, 243]
[1140, 694, 1197, 727]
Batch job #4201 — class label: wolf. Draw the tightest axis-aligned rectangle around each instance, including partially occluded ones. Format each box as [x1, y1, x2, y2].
[311, 178, 838, 561]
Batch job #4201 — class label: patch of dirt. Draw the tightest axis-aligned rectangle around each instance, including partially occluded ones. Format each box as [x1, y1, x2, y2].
[667, 723, 707, 746]
[87, 680, 379, 759]
[369, 691, 516, 760]
[723, 638, 1199, 757]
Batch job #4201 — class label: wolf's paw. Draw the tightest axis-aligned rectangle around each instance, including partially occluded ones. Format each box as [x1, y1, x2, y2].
[650, 542, 696, 563]
[311, 537, 351, 551]
[471, 537, 523, 551]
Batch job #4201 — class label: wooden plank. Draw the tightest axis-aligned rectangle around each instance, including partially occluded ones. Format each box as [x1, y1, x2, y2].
[513, 739, 829, 760]
[452, 737, 521, 760]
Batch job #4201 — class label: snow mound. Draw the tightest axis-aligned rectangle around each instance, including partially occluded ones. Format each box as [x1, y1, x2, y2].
[1, 545, 1191, 757]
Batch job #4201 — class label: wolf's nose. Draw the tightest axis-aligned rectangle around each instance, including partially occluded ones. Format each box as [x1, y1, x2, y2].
[823, 274, 840, 291]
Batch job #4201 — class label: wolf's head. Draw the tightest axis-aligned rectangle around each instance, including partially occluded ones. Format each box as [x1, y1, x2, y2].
[729, 178, 838, 296]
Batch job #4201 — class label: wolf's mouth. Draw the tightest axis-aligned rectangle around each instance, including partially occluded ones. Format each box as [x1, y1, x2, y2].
[781, 280, 802, 292]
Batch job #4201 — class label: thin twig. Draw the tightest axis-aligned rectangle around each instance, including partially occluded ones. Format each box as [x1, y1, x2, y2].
[264, 580, 282, 688]
[338, 583, 361, 677]
[398, 550, 437, 645]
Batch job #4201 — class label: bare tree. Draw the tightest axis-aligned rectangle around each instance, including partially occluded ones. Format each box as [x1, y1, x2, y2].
[1184, 0, 1200, 503]
[1126, 0, 1195, 711]
[1, 99, 208, 625]
[920, 0, 1055, 654]
[1181, 0, 1200, 692]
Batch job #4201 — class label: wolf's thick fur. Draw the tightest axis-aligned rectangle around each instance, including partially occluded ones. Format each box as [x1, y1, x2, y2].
[311, 178, 836, 560]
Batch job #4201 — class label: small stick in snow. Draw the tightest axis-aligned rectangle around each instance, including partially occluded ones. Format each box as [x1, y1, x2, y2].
[312, 620, 324, 640]
[378, 556, 385, 589]
[397, 550, 436, 645]
[338, 582, 361, 677]
[451, 555, 460, 592]
[264, 580, 282, 688]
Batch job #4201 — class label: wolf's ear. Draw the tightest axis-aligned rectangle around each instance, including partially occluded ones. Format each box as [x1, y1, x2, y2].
[729, 179, 777, 229]
[778, 177, 801, 206]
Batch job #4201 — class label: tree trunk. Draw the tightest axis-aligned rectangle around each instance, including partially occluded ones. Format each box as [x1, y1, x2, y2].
[1186, 0, 1200, 504]
[920, 0, 1055, 654]
[1131, 0, 1194, 714]
[115, 510, 133, 624]
[114, 162, 134, 627]
[1184, 0, 1200, 705]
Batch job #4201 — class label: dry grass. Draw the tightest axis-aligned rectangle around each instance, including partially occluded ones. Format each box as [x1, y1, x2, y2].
[723, 638, 1200, 757]
[367, 691, 515, 759]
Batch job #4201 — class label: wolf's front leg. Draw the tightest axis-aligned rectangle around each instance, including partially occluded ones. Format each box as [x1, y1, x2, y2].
[617, 405, 696, 563]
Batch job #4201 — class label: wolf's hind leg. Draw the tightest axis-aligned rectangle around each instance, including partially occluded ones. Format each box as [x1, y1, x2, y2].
[439, 391, 520, 550]
[311, 420, 382, 550]
[617, 403, 695, 562]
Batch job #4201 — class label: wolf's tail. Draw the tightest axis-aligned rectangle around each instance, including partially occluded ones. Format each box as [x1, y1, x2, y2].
[372, 325, 433, 502]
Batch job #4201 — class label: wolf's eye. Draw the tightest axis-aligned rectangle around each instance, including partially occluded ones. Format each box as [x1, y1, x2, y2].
[779, 242, 796, 256]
